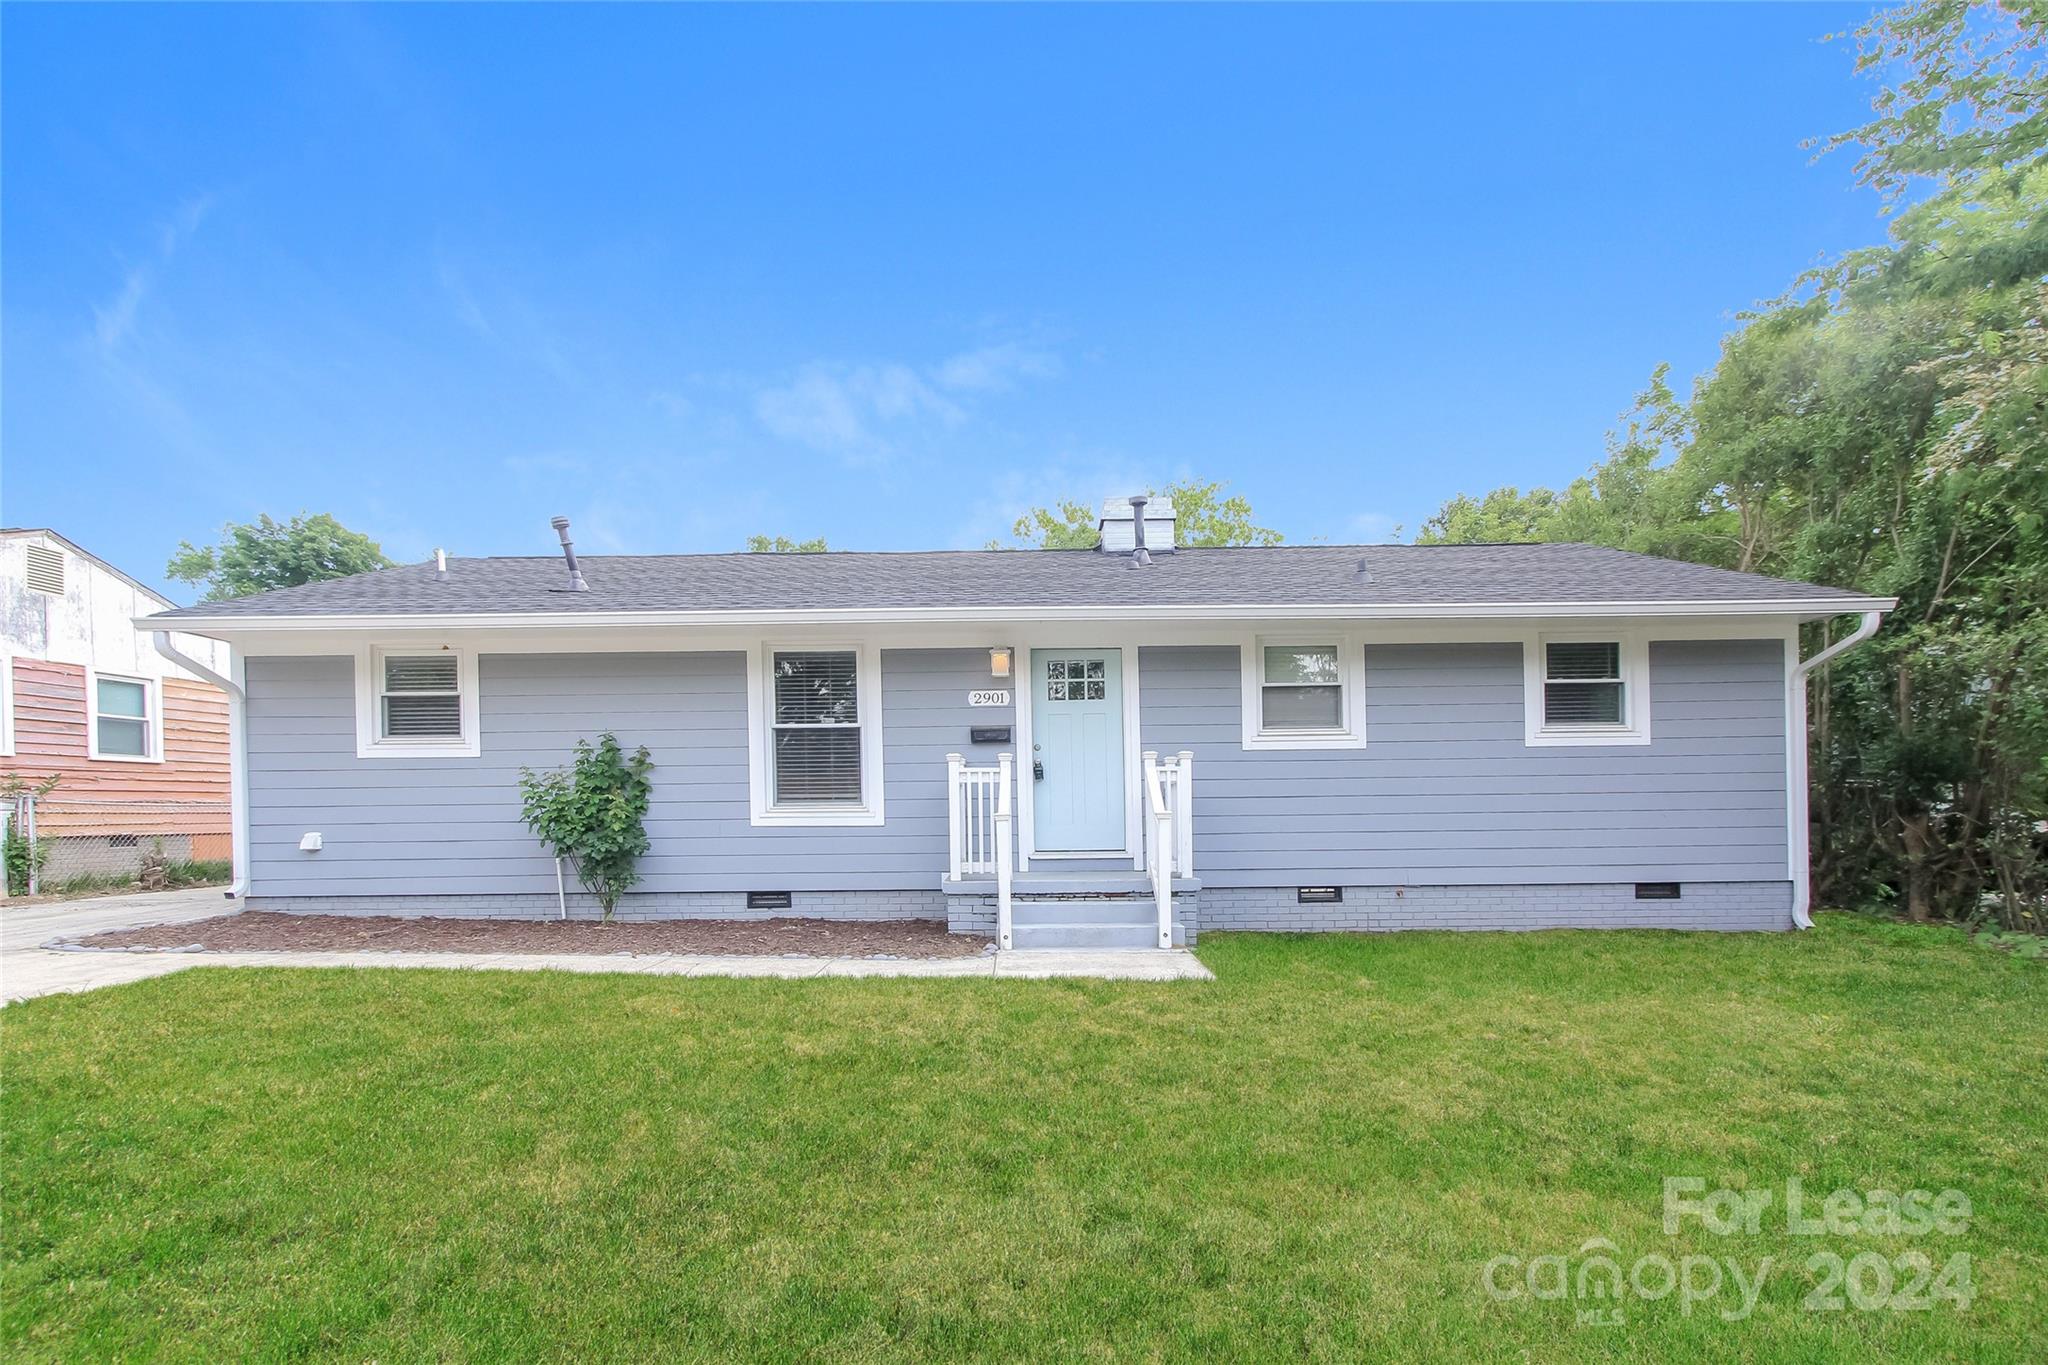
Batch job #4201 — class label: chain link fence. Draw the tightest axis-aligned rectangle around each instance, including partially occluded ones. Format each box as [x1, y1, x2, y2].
[3, 797, 232, 896]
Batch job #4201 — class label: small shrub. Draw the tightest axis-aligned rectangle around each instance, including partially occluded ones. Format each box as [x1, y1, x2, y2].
[164, 858, 234, 888]
[518, 733, 654, 921]
[3, 829, 49, 897]
[2, 771, 61, 895]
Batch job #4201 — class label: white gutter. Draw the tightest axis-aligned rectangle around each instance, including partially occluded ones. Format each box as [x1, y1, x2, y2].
[138, 595, 1899, 634]
[1785, 609, 1886, 929]
[151, 631, 249, 901]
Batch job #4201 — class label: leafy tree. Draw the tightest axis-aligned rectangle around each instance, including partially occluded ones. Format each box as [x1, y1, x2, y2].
[745, 535, 830, 553]
[1167, 478, 1284, 547]
[169, 513, 394, 601]
[1416, 487, 1564, 545]
[999, 478, 1282, 549]
[1815, 0, 2047, 200]
[1417, 0, 2048, 925]
[518, 734, 655, 921]
[1000, 499, 1100, 550]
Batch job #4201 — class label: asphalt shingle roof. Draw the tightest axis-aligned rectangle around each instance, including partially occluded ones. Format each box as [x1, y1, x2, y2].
[148, 543, 1885, 620]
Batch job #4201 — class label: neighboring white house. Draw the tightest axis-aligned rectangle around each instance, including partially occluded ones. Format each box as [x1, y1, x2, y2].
[1, 529, 234, 878]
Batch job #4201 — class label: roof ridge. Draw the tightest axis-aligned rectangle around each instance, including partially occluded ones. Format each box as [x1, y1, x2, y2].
[449, 542, 1593, 562]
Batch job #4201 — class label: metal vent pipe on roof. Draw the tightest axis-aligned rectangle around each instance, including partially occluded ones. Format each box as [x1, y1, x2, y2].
[1127, 494, 1152, 569]
[549, 516, 590, 592]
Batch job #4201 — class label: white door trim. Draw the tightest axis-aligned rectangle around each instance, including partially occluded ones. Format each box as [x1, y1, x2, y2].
[1014, 638, 1142, 869]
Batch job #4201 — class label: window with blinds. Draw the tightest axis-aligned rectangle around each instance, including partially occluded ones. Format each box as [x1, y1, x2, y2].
[771, 650, 862, 804]
[380, 653, 464, 741]
[1543, 641, 1625, 727]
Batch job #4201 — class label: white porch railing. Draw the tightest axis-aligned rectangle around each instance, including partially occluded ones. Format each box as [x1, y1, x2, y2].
[946, 752, 1015, 949]
[1142, 749, 1194, 949]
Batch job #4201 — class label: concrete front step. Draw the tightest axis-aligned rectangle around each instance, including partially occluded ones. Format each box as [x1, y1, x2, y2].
[1012, 922, 1170, 950]
[1010, 897, 1188, 948]
[1013, 898, 1156, 926]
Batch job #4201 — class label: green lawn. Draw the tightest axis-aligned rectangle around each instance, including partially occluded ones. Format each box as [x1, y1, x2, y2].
[4, 915, 2044, 1361]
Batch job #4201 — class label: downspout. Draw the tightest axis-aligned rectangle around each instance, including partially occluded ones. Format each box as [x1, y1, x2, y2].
[152, 631, 248, 901]
[1786, 609, 1884, 929]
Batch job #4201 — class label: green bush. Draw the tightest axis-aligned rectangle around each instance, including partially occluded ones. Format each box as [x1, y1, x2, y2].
[3, 828, 49, 897]
[164, 858, 234, 888]
[518, 734, 653, 921]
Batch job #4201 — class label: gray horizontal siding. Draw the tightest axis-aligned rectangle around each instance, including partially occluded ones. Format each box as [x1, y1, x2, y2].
[245, 649, 1009, 897]
[1138, 640, 1789, 887]
[245, 637, 1790, 900]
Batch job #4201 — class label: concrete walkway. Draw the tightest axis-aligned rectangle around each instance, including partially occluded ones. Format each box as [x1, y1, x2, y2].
[3, 889, 1212, 1003]
[3, 887, 240, 1003]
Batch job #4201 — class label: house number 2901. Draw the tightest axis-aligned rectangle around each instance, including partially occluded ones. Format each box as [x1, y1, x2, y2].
[968, 690, 1011, 707]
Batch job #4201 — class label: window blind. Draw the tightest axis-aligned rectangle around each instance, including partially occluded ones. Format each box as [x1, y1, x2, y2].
[772, 651, 862, 804]
[1543, 642, 1624, 726]
[380, 654, 463, 740]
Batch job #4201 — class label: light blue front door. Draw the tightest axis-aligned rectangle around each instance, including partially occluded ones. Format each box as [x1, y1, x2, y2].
[1030, 649, 1125, 851]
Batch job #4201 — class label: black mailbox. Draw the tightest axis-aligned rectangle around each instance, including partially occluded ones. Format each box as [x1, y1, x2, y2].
[970, 726, 1012, 745]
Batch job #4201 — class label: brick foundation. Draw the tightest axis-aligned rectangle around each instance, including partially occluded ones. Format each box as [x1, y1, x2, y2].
[245, 881, 1792, 934]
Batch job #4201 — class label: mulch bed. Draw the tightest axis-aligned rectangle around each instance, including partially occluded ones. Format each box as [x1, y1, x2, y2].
[73, 912, 992, 959]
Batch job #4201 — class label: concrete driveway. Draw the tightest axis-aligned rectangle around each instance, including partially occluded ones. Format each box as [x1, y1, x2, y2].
[2, 887, 235, 1004]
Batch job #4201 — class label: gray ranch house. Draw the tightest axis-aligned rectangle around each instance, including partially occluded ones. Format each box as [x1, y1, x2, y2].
[141, 499, 1893, 949]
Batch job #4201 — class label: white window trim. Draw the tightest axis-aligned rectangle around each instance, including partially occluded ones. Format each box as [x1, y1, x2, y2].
[85, 668, 164, 764]
[0, 655, 13, 757]
[746, 641, 885, 827]
[1239, 634, 1367, 750]
[354, 645, 481, 759]
[1523, 631, 1652, 746]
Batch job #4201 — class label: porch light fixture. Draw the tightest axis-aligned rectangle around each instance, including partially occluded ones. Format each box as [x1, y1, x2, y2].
[989, 646, 1013, 679]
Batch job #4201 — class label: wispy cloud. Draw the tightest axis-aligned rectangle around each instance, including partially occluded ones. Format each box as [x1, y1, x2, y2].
[752, 340, 1062, 462]
[159, 194, 213, 256]
[647, 389, 695, 420]
[92, 269, 152, 352]
[754, 361, 964, 460]
[435, 252, 580, 385]
[91, 193, 214, 353]
[437, 258, 500, 346]
[933, 342, 1062, 394]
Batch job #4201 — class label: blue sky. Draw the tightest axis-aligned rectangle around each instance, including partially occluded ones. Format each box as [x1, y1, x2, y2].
[4, 3, 1891, 600]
